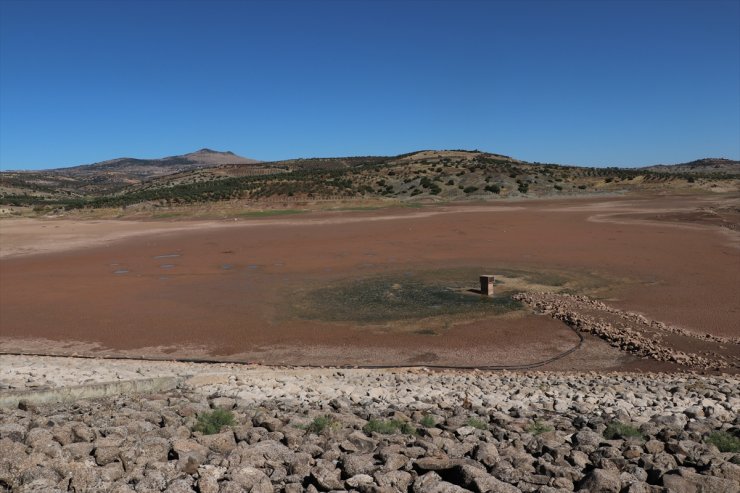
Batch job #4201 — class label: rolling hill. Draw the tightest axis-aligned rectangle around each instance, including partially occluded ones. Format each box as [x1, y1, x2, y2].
[642, 158, 740, 175]
[0, 149, 260, 198]
[1, 149, 738, 213]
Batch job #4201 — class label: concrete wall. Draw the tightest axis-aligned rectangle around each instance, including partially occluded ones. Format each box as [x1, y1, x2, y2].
[0, 376, 180, 409]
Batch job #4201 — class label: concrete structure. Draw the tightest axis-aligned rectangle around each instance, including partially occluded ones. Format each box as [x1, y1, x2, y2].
[480, 275, 494, 296]
[0, 376, 179, 409]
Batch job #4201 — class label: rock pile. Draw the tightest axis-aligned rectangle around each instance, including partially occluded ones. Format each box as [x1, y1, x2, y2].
[513, 292, 740, 371]
[1, 368, 738, 492]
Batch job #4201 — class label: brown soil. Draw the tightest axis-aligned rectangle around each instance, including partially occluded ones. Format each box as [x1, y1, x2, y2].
[1, 193, 738, 371]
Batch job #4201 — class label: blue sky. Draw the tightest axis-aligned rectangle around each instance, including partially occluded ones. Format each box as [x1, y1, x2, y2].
[1, 0, 738, 170]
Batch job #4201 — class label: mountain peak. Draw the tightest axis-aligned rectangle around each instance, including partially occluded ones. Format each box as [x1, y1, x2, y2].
[189, 148, 237, 156]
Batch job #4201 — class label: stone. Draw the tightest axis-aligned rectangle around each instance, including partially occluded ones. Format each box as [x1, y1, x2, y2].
[651, 414, 688, 430]
[210, 397, 236, 410]
[342, 453, 378, 477]
[347, 430, 378, 453]
[94, 446, 120, 466]
[17, 400, 37, 413]
[414, 456, 454, 472]
[197, 430, 236, 454]
[100, 462, 124, 482]
[413, 471, 443, 493]
[71, 423, 95, 443]
[663, 470, 739, 493]
[644, 439, 664, 454]
[0, 423, 26, 442]
[578, 468, 621, 493]
[473, 475, 522, 493]
[172, 438, 210, 464]
[56, 461, 98, 492]
[140, 436, 170, 463]
[374, 470, 413, 491]
[474, 442, 500, 466]
[346, 473, 374, 488]
[176, 457, 198, 475]
[311, 463, 343, 490]
[456, 426, 478, 437]
[230, 466, 274, 492]
[163, 479, 195, 493]
[254, 415, 283, 432]
[572, 429, 602, 450]
[382, 452, 409, 471]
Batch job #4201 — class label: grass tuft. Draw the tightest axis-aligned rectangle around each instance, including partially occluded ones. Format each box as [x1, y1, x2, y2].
[420, 415, 436, 428]
[603, 421, 643, 440]
[466, 417, 488, 430]
[302, 415, 338, 434]
[364, 418, 417, 435]
[706, 431, 740, 453]
[526, 420, 554, 435]
[193, 408, 235, 435]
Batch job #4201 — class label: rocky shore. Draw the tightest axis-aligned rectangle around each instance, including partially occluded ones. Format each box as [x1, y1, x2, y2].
[1, 360, 738, 493]
[513, 292, 740, 372]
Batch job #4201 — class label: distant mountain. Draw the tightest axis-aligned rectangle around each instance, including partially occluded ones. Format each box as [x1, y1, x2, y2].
[642, 158, 740, 175]
[0, 149, 261, 195]
[58, 148, 259, 176]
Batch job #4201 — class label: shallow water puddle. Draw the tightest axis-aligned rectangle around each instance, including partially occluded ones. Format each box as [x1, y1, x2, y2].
[153, 253, 181, 259]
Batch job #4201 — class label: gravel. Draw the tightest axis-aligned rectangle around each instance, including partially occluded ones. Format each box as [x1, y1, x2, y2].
[1, 359, 739, 492]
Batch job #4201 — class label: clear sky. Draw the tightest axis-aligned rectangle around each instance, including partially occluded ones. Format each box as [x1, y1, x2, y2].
[1, 0, 738, 170]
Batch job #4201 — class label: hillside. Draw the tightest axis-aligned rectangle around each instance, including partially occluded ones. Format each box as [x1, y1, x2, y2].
[1, 149, 738, 213]
[642, 158, 740, 175]
[0, 149, 260, 201]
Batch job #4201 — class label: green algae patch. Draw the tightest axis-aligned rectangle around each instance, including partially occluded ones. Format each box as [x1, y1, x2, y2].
[289, 266, 616, 325]
[292, 275, 521, 323]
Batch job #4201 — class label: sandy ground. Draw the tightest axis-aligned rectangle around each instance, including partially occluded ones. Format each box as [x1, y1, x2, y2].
[0, 193, 738, 371]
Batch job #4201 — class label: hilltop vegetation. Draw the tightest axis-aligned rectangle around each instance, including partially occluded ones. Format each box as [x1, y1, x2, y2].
[1, 150, 737, 213]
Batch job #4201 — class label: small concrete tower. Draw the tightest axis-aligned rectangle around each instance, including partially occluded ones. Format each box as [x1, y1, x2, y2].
[480, 275, 494, 296]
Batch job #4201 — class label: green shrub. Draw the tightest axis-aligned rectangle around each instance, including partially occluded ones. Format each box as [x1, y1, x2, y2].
[420, 415, 436, 428]
[364, 419, 416, 435]
[194, 408, 235, 435]
[466, 417, 488, 430]
[603, 422, 643, 440]
[526, 420, 553, 435]
[706, 431, 740, 452]
[484, 184, 501, 194]
[463, 186, 478, 194]
[303, 415, 337, 434]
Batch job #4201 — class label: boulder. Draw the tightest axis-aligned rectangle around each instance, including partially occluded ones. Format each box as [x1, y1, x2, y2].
[229, 466, 274, 493]
[578, 468, 621, 493]
[197, 430, 236, 454]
